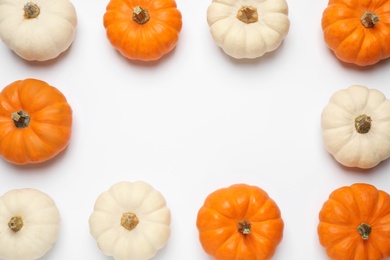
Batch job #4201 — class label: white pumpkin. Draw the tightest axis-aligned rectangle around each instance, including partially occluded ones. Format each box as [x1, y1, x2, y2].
[207, 0, 290, 59]
[321, 85, 390, 169]
[0, 188, 61, 260]
[89, 181, 171, 260]
[0, 0, 77, 61]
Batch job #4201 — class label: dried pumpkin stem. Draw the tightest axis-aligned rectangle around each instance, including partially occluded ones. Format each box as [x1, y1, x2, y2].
[24, 2, 40, 19]
[237, 6, 258, 24]
[361, 11, 379, 28]
[237, 219, 251, 235]
[133, 6, 150, 25]
[355, 114, 372, 134]
[357, 222, 371, 240]
[121, 212, 139, 231]
[12, 110, 30, 128]
[8, 216, 23, 232]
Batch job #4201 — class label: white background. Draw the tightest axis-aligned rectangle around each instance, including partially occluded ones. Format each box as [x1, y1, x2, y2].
[1, 0, 390, 259]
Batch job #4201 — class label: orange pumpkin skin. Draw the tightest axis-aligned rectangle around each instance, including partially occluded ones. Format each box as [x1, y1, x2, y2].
[318, 183, 390, 260]
[196, 184, 284, 260]
[0, 79, 72, 165]
[103, 0, 182, 61]
[321, 0, 390, 66]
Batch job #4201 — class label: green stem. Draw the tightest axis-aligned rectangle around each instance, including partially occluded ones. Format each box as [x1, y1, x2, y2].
[357, 222, 371, 240]
[237, 219, 251, 235]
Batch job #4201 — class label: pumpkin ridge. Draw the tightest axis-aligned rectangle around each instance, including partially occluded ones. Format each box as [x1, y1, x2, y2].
[22, 128, 56, 162]
[0, 89, 20, 112]
[336, 27, 365, 63]
[361, 87, 374, 113]
[343, 187, 364, 220]
[149, 22, 179, 57]
[107, 192, 133, 213]
[323, 17, 357, 37]
[350, 184, 379, 222]
[325, 234, 358, 258]
[202, 206, 235, 224]
[370, 100, 390, 121]
[128, 225, 157, 251]
[106, 21, 129, 50]
[28, 103, 72, 125]
[249, 198, 281, 221]
[355, 31, 381, 64]
[135, 188, 167, 214]
[22, 224, 54, 246]
[44, 12, 77, 29]
[320, 200, 352, 225]
[153, 10, 182, 31]
[212, 18, 235, 44]
[328, 196, 359, 222]
[0, 97, 18, 114]
[215, 232, 242, 258]
[17, 86, 63, 113]
[43, 18, 76, 52]
[148, 24, 166, 54]
[90, 216, 114, 238]
[28, 123, 70, 147]
[370, 193, 390, 223]
[261, 13, 289, 37]
[0, 131, 28, 163]
[139, 206, 170, 222]
[25, 101, 69, 116]
[251, 220, 283, 242]
[145, 0, 178, 11]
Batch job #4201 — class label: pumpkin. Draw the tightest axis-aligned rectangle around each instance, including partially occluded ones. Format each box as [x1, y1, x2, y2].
[206, 0, 290, 59]
[321, 0, 390, 66]
[0, 78, 72, 165]
[0, 0, 77, 61]
[89, 181, 171, 260]
[318, 183, 390, 259]
[0, 188, 61, 260]
[196, 183, 284, 260]
[321, 85, 390, 169]
[103, 0, 182, 61]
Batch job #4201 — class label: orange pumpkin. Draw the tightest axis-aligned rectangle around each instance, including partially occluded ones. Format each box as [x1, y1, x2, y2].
[318, 183, 390, 260]
[321, 0, 390, 66]
[196, 183, 284, 260]
[0, 79, 72, 165]
[103, 0, 182, 61]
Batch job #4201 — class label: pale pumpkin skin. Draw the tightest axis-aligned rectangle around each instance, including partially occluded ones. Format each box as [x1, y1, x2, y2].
[0, 0, 77, 61]
[0, 188, 61, 260]
[207, 0, 290, 59]
[321, 85, 390, 169]
[89, 181, 171, 260]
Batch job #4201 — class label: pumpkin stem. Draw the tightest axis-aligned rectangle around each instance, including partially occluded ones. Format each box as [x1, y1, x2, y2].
[133, 6, 150, 25]
[24, 2, 40, 19]
[237, 219, 251, 235]
[357, 223, 371, 240]
[361, 11, 379, 28]
[12, 110, 31, 128]
[355, 114, 372, 134]
[8, 216, 23, 232]
[237, 6, 258, 24]
[121, 212, 139, 231]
